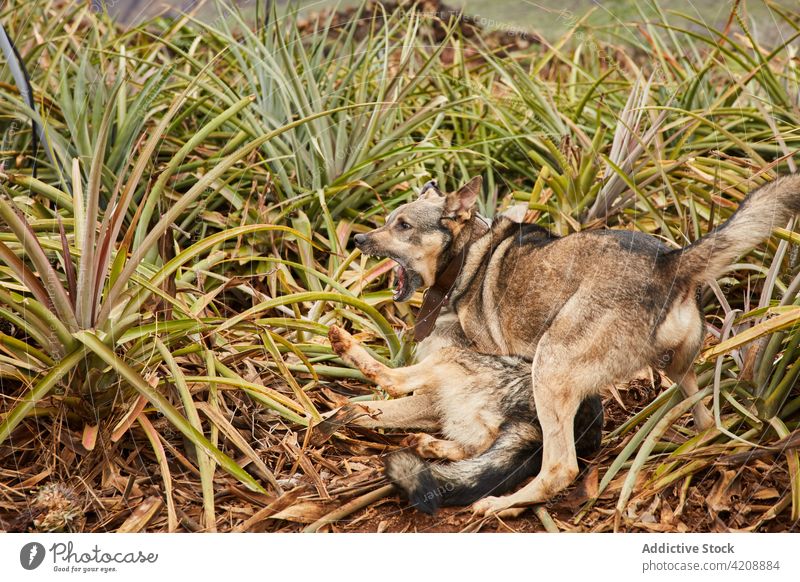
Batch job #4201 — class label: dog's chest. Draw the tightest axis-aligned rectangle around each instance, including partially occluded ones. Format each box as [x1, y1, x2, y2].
[415, 308, 470, 361]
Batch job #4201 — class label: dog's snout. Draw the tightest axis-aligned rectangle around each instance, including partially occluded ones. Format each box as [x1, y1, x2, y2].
[354, 233, 368, 248]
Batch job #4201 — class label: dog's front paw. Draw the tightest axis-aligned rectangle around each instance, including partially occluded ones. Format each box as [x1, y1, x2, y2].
[328, 325, 355, 357]
[402, 433, 445, 457]
[471, 496, 501, 516]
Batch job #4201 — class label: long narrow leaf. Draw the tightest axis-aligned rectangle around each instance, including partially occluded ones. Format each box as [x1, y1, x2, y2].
[0, 348, 85, 445]
[74, 330, 267, 494]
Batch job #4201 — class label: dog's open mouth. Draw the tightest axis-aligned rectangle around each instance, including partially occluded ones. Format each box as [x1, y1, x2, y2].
[391, 260, 421, 302]
[393, 262, 408, 301]
[355, 238, 422, 302]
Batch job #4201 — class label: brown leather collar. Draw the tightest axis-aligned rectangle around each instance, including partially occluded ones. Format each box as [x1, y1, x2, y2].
[413, 246, 467, 342]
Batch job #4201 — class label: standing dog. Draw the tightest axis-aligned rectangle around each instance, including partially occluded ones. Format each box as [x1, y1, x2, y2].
[335, 174, 800, 516]
[320, 179, 604, 513]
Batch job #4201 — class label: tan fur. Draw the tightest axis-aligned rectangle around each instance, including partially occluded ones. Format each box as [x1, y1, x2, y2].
[326, 326, 511, 461]
[321, 321, 604, 513]
[403, 434, 472, 461]
[322, 396, 441, 432]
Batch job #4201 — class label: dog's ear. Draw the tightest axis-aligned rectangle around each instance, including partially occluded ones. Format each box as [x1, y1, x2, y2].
[499, 203, 528, 223]
[443, 176, 482, 222]
[419, 179, 443, 199]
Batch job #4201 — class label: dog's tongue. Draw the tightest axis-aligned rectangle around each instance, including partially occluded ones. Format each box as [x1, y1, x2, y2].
[392, 262, 407, 300]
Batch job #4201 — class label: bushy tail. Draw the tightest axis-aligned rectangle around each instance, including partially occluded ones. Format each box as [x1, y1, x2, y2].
[384, 395, 604, 514]
[384, 422, 543, 514]
[668, 175, 800, 281]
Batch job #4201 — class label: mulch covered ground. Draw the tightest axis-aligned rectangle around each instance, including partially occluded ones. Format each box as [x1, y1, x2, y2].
[318, 376, 798, 533]
[3, 369, 795, 533]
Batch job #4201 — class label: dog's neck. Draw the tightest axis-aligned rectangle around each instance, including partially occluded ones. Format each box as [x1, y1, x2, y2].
[452, 213, 490, 256]
[413, 214, 487, 342]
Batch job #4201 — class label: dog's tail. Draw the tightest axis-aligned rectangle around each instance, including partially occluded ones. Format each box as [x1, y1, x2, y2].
[383, 395, 604, 514]
[383, 422, 542, 514]
[667, 175, 800, 282]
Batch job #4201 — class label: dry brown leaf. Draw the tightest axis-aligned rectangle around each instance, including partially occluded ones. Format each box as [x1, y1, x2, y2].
[117, 496, 163, 533]
[706, 469, 740, 517]
[639, 496, 660, 524]
[660, 499, 675, 526]
[269, 501, 333, 524]
[752, 487, 780, 500]
[564, 465, 599, 507]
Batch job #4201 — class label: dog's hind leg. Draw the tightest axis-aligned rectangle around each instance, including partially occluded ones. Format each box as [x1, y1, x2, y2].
[656, 294, 714, 431]
[314, 394, 441, 442]
[471, 308, 637, 517]
[471, 339, 589, 515]
[660, 328, 714, 431]
[665, 365, 714, 431]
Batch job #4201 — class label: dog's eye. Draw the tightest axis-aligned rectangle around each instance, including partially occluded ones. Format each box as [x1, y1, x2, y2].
[397, 220, 412, 230]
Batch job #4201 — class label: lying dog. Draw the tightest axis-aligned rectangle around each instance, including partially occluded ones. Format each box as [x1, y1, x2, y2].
[329, 174, 800, 516]
[326, 324, 604, 513]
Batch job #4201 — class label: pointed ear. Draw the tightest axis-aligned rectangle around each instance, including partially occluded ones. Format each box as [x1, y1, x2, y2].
[500, 203, 528, 223]
[419, 179, 443, 199]
[443, 176, 482, 222]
